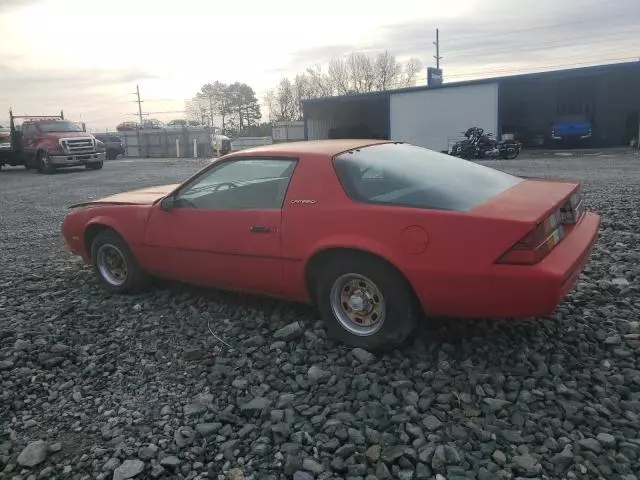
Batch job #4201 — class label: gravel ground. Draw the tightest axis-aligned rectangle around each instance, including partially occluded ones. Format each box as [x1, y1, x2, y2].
[1, 151, 639, 480]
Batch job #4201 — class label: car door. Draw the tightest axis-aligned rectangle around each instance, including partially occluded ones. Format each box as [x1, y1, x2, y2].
[21, 124, 38, 163]
[144, 156, 297, 294]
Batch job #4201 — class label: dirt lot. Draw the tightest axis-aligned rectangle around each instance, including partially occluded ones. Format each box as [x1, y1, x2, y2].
[1, 151, 639, 480]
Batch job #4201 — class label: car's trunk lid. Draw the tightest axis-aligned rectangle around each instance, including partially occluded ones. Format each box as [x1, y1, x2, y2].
[472, 178, 580, 223]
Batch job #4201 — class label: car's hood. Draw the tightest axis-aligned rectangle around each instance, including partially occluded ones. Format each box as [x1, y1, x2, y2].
[69, 184, 180, 208]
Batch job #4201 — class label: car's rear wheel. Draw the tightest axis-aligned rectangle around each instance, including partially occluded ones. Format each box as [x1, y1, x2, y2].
[91, 229, 149, 293]
[315, 253, 419, 352]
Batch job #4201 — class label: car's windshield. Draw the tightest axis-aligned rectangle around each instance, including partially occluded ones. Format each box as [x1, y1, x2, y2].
[333, 143, 523, 211]
[37, 121, 84, 133]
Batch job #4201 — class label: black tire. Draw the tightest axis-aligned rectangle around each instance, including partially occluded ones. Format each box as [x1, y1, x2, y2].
[90, 229, 150, 294]
[505, 145, 520, 160]
[315, 253, 420, 352]
[86, 161, 103, 170]
[37, 151, 56, 174]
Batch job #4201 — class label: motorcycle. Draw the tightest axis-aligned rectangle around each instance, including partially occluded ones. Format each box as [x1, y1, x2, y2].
[450, 127, 521, 160]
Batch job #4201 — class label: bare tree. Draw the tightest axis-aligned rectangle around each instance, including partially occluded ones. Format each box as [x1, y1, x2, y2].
[374, 50, 403, 90]
[263, 89, 278, 122]
[274, 78, 298, 121]
[305, 65, 333, 97]
[401, 57, 423, 87]
[268, 50, 424, 108]
[327, 57, 351, 95]
[185, 95, 208, 125]
[347, 52, 376, 93]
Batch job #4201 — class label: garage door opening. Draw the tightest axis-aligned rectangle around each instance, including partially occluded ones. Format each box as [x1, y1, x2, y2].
[303, 93, 390, 141]
[499, 62, 640, 149]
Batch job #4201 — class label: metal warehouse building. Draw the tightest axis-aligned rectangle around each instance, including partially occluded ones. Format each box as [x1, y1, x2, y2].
[302, 61, 640, 150]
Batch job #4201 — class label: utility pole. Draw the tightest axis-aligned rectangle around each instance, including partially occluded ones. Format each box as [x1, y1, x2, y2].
[433, 28, 442, 69]
[134, 84, 144, 125]
[133, 84, 145, 157]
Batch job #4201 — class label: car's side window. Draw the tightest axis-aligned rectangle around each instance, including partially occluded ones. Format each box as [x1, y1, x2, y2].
[174, 158, 297, 210]
[22, 124, 36, 137]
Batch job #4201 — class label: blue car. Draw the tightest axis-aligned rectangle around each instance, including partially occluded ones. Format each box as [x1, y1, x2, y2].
[551, 115, 593, 145]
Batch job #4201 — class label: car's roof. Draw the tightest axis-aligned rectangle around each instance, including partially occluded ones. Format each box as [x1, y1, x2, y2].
[226, 139, 391, 158]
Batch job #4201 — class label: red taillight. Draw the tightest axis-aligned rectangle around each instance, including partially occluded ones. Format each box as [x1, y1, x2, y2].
[560, 188, 584, 224]
[497, 185, 585, 266]
[497, 210, 566, 265]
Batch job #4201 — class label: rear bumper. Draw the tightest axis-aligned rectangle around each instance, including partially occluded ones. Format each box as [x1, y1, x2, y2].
[412, 212, 601, 318]
[51, 152, 105, 166]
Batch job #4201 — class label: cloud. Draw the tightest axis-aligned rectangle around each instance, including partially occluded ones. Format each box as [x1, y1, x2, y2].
[0, 66, 158, 128]
[0, 0, 40, 12]
[282, 0, 640, 81]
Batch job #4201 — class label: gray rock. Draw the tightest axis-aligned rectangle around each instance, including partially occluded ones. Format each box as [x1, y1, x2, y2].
[113, 459, 145, 480]
[160, 455, 181, 468]
[273, 322, 304, 340]
[422, 415, 443, 431]
[14, 338, 31, 351]
[596, 432, 616, 448]
[492, 450, 506, 466]
[183, 403, 207, 416]
[351, 347, 375, 364]
[293, 472, 314, 480]
[138, 444, 158, 460]
[227, 468, 244, 480]
[150, 465, 165, 478]
[241, 397, 270, 411]
[381, 445, 410, 463]
[103, 458, 120, 472]
[365, 445, 381, 463]
[307, 365, 330, 382]
[551, 445, 573, 469]
[17, 441, 48, 467]
[376, 461, 392, 479]
[196, 422, 222, 436]
[512, 454, 541, 476]
[578, 438, 602, 453]
[483, 398, 511, 412]
[302, 457, 324, 474]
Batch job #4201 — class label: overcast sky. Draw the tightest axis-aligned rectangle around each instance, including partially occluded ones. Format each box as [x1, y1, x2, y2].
[0, 0, 638, 130]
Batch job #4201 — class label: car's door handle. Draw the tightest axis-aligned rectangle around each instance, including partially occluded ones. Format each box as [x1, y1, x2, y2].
[250, 225, 271, 233]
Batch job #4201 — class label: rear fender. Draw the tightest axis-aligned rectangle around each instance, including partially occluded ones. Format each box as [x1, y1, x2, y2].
[308, 235, 404, 271]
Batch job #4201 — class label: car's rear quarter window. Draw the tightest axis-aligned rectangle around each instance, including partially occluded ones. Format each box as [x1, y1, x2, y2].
[333, 143, 523, 211]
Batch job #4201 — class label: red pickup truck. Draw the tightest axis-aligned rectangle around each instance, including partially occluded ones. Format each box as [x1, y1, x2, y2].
[0, 110, 105, 173]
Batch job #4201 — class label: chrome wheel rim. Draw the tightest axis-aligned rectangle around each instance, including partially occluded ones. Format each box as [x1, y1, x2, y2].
[329, 273, 386, 336]
[96, 244, 128, 286]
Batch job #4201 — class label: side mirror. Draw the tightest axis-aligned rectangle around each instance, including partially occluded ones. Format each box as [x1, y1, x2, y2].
[160, 195, 175, 212]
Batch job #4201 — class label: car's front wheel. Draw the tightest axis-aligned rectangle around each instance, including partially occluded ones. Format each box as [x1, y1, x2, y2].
[37, 151, 56, 174]
[315, 253, 420, 352]
[91, 229, 149, 293]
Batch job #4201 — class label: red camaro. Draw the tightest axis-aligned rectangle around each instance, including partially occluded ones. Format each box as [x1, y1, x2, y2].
[61, 140, 600, 351]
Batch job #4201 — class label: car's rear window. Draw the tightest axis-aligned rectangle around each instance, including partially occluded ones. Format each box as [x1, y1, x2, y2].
[333, 143, 523, 212]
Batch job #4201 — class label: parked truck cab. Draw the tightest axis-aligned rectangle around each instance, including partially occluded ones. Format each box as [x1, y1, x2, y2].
[1, 110, 105, 173]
